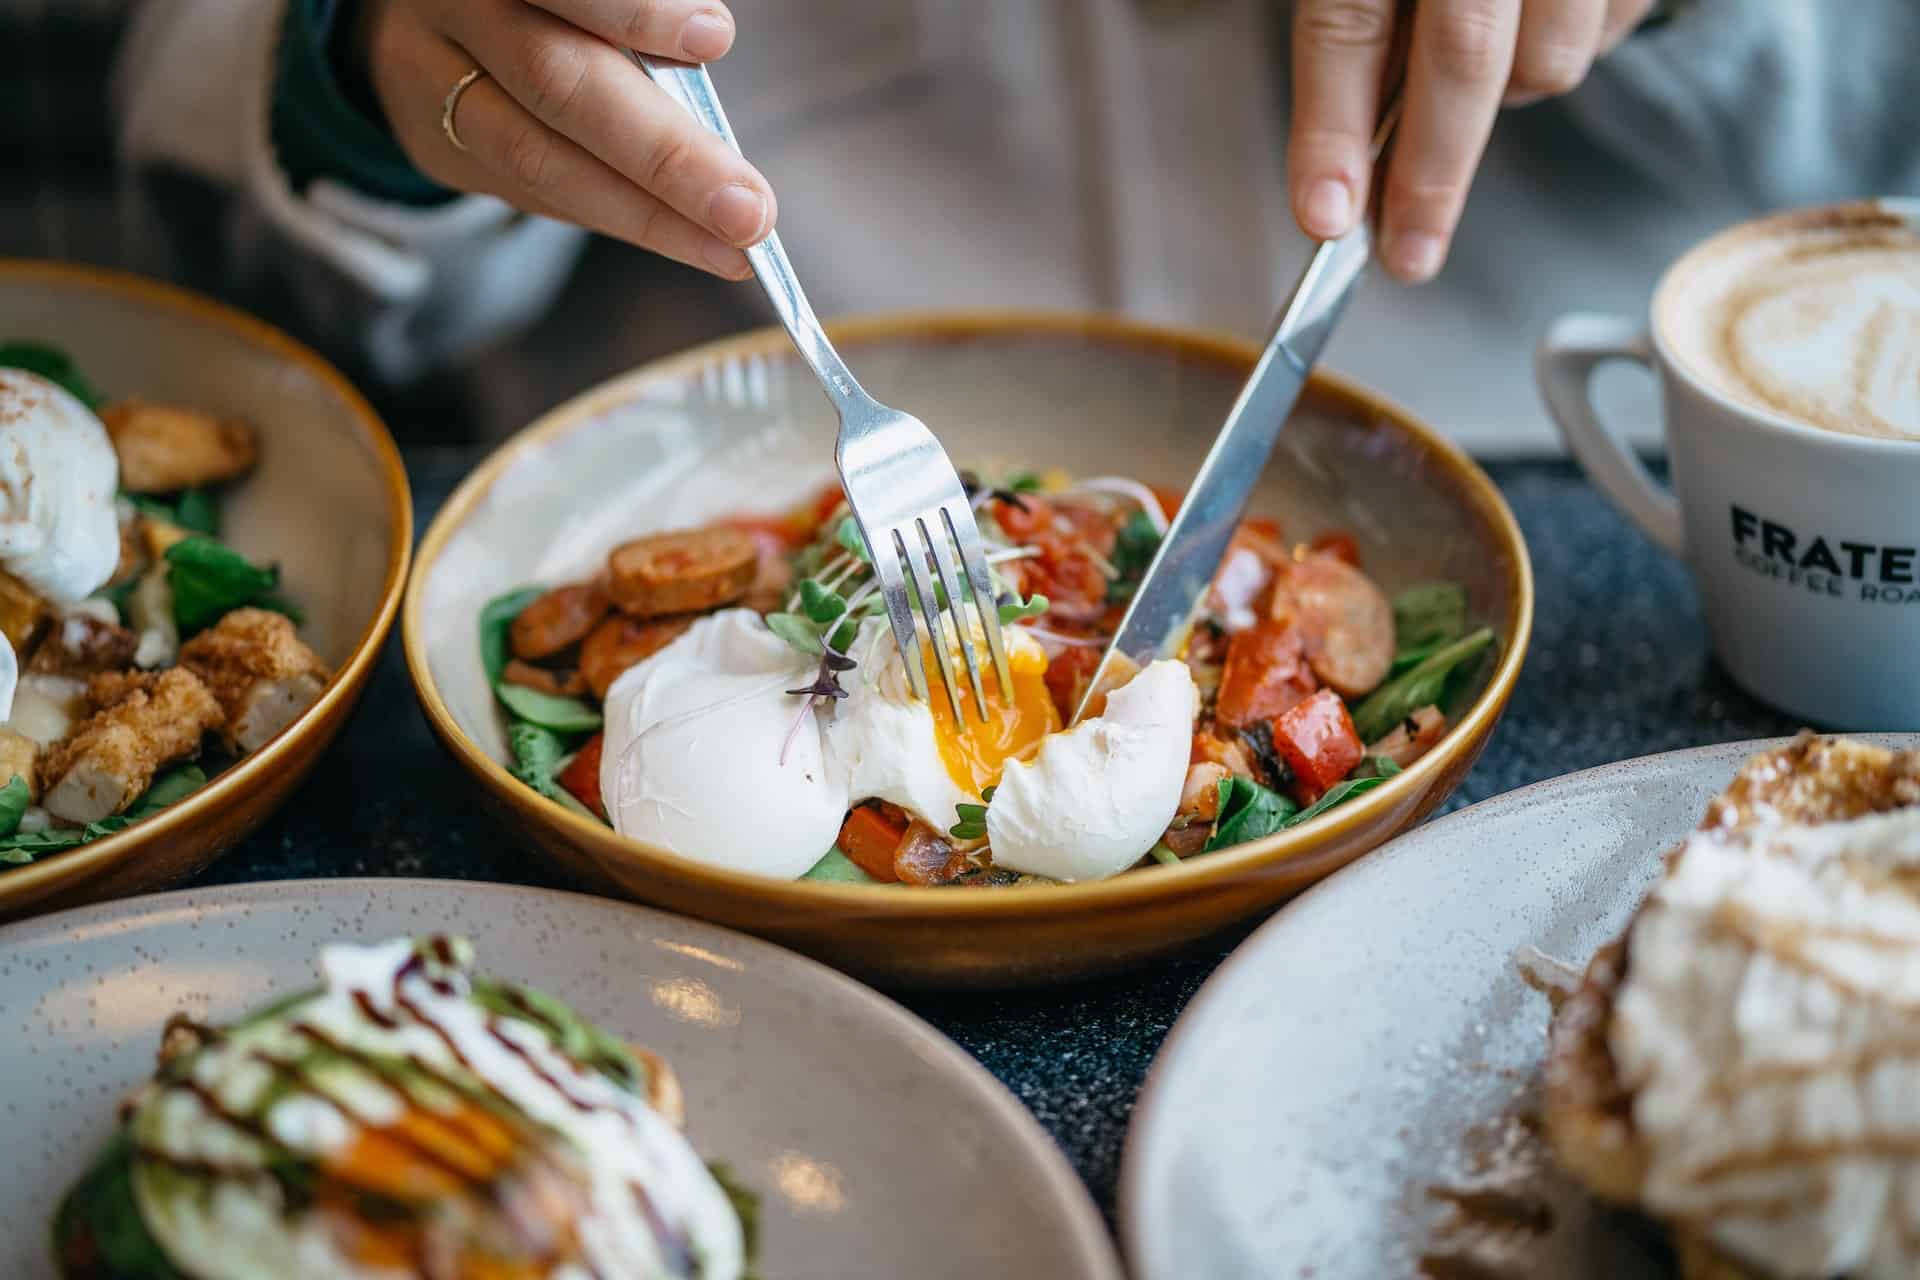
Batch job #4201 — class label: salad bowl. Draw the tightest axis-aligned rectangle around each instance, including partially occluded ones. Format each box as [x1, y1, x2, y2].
[0, 261, 410, 919]
[404, 312, 1531, 987]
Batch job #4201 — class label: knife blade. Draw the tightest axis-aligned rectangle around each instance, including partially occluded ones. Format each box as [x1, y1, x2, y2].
[1069, 98, 1401, 724]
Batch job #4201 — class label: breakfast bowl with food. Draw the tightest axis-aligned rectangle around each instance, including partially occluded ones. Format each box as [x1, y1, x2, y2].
[0, 261, 410, 918]
[406, 313, 1531, 986]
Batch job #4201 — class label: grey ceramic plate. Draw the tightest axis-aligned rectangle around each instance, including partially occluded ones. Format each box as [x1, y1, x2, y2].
[1120, 735, 1920, 1280]
[0, 878, 1121, 1280]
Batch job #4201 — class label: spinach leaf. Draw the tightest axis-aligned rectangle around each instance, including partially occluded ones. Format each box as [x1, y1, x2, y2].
[479, 586, 544, 685]
[1351, 626, 1495, 743]
[1203, 776, 1300, 852]
[52, 1132, 190, 1279]
[509, 722, 566, 799]
[1108, 509, 1162, 603]
[127, 765, 208, 817]
[1390, 582, 1468, 670]
[494, 684, 602, 733]
[0, 340, 100, 409]
[0, 775, 28, 839]
[803, 847, 881, 883]
[173, 489, 220, 536]
[164, 536, 281, 632]
[1287, 771, 1396, 826]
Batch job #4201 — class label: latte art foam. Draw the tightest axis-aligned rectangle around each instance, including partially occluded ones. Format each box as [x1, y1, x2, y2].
[1659, 209, 1920, 441]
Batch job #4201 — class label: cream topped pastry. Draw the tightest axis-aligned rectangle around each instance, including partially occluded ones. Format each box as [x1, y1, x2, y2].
[1613, 809, 1920, 1278]
[53, 937, 754, 1280]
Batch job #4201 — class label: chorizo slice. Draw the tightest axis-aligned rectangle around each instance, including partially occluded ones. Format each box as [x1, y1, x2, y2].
[502, 659, 590, 699]
[1271, 551, 1394, 698]
[580, 615, 693, 700]
[606, 528, 758, 618]
[509, 582, 609, 661]
[1214, 619, 1317, 730]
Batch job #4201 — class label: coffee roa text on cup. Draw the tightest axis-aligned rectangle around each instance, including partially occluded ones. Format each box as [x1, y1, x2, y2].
[1731, 505, 1920, 603]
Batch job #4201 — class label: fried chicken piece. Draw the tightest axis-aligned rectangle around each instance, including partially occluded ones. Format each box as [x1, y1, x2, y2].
[27, 610, 138, 678]
[98, 399, 259, 493]
[0, 728, 39, 800]
[0, 569, 49, 654]
[178, 608, 330, 754]
[40, 667, 221, 824]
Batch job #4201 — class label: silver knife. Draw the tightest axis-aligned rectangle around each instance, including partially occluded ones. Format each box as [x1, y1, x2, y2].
[1072, 97, 1403, 723]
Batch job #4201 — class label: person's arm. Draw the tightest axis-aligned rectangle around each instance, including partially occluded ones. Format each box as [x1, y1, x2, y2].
[114, 0, 773, 383]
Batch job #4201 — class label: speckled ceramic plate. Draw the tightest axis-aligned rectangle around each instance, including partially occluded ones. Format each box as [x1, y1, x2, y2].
[0, 877, 1121, 1280]
[1120, 735, 1920, 1280]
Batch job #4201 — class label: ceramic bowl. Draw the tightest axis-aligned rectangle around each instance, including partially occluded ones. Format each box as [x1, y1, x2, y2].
[405, 312, 1531, 988]
[0, 261, 410, 919]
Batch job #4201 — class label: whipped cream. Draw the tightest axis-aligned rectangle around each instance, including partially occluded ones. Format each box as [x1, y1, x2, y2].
[0, 370, 120, 602]
[1611, 809, 1920, 1278]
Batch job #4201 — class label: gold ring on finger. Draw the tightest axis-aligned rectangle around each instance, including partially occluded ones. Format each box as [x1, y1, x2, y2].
[442, 67, 488, 153]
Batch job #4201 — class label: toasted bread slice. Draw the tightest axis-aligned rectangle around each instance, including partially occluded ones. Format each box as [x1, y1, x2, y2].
[1542, 733, 1920, 1278]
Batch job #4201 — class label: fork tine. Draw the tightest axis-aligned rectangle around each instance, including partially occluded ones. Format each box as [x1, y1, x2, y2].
[946, 501, 1015, 711]
[898, 526, 970, 727]
[923, 515, 991, 722]
[867, 524, 930, 704]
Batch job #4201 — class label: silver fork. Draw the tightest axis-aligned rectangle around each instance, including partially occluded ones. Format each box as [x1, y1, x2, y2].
[634, 56, 1014, 725]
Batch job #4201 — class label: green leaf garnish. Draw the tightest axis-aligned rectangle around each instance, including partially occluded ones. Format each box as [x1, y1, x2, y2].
[1203, 777, 1300, 852]
[802, 847, 881, 883]
[164, 536, 281, 633]
[494, 685, 602, 733]
[1004, 471, 1044, 493]
[1287, 772, 1395, 826]
[998, 592, 1048, 624]
[949, 799, 990, 841]
[0, 776, 28, 839]
[1390, 582, 1468, 672]
[766, 611, 825, 657]
[510, 722, 567, 799]
[1350, 626, 1495, 743]
[127, 765, 208, 817]
[834, 517, 872, 564]
[1148, 842, 1181, 866]
[173, 489, 220, 536]
[0, 765, 207, 864]
[1108, 509, 1162, 603]
[799, 578, 848, 624]
[0, 341, 100, 409]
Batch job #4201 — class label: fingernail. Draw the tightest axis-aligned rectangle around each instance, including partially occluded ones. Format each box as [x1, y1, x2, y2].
[1388, 231, 1444, 282]
[1302, 179, 1352, 238]
[702, 238, 750, 277]
[681, 13, 734, 61]
[709, 183, 766, 244]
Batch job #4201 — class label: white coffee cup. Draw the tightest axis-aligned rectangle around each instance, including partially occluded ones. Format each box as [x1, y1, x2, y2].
[1538, 198, 1920, 730]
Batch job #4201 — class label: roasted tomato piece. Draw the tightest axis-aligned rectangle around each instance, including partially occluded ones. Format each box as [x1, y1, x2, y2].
[1042, 644, 1104, 723]
[1271, 688, 1365, 801]
[558, 733, 607, 819]
[837, 804, 905, 882]
[989, 492, 1054, 543]
[1215, 620, 1317, 730]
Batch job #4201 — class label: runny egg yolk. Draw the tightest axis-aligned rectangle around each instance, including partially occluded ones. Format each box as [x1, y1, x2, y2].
[927, 640, 1061, 795]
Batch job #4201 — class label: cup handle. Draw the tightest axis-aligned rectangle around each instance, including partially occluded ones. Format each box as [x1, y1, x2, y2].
[1536, 314, 1684, 556]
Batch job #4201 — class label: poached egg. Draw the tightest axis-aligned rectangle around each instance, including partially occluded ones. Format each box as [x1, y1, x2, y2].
[600, 610, 1196, 881]
[0, 370, 122, 721]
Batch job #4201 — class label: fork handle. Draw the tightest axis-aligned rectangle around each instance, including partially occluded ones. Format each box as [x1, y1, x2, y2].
[633, 55, 876, 417]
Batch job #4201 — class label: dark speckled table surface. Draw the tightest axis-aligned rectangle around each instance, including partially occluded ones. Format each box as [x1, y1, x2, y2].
[192, 450, 1801, 1225]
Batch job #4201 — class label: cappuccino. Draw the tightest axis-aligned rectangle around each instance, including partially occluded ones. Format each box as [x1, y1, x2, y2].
[1656, 206, 1920, 441]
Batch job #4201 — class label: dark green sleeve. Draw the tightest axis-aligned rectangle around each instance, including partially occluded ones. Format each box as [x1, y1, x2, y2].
[270, 0, 457, 207]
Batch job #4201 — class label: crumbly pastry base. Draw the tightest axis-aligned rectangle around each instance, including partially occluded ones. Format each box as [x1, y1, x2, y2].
[1542, 733, 1920, 1279]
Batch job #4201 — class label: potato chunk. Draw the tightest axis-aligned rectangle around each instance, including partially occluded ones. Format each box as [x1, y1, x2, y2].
[99, 399, 259, 493]
[179, 608, 330, 754]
